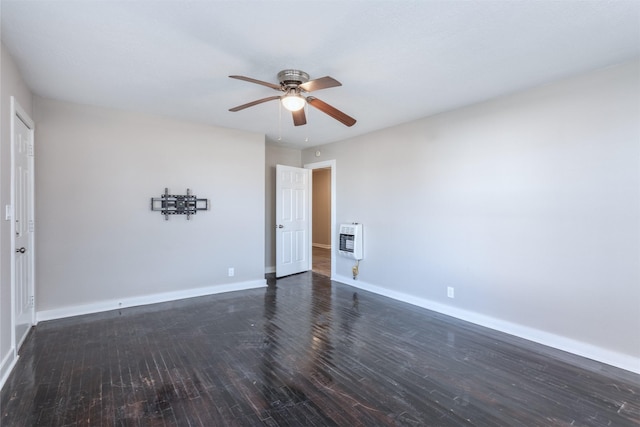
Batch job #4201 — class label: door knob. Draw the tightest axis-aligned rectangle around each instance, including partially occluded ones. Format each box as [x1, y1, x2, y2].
[16, 247, 26, 253]
[276, 224, 284, 229]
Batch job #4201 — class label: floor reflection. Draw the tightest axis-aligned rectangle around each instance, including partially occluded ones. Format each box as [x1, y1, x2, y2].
[338, 292, 361, 353]
[259, 281, 333, 423]
[308, 278, 334, 385]
[257, 276, 338, 419]
[260, 283, 282, 405]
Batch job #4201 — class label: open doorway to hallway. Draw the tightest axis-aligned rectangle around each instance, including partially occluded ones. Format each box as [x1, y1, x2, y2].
[312, 167, 331, 277]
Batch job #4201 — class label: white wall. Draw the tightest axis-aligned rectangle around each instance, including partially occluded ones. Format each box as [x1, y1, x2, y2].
[302, 60, 640, 372]
[34, 97, 265, 319]
[0, 42, 34, 387]
[265, 143, 301, 272]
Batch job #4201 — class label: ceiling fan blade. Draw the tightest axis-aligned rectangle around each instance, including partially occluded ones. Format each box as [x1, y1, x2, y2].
[229, 96, 281, 112]
[292, 108, 306, 126]
[299, 76, 341, 92]
[307, 96, 356, 127]
[229, 75, 282, 91]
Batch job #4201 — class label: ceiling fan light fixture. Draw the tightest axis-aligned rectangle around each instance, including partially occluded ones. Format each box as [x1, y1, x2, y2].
[229, 70, 356, 126]
[281, 93, 306, 111]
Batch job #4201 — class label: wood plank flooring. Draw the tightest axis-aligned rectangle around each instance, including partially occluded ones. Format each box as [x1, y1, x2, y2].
[1, 272, 639, 426]
[312, 246, 331, 277]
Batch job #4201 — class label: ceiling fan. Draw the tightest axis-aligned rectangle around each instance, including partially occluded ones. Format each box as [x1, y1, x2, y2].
[228, 69, 356, 127]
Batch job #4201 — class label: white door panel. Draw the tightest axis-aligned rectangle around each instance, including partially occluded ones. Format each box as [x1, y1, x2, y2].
[12, 98, 35, 350]
[276, 165, 310, 277]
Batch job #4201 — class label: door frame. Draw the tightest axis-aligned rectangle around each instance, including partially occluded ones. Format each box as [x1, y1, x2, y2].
[10, 96, 36, 353]
[304, 160, 336, 279]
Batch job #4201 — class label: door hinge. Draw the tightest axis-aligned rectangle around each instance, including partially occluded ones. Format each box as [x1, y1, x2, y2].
[28, 220, 35, 232]
[29, 295, 35, 307]
[28, 143, 34, 157]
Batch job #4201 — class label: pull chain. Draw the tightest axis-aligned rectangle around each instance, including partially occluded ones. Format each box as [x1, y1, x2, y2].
[305, 103, 309, 143]
[278, 101, 282, 141]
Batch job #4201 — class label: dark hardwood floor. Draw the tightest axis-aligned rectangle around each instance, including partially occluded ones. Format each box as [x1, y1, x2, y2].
[2, 272, 639, 426]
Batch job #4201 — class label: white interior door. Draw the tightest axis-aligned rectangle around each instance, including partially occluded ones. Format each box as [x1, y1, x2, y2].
[275, 165, 311, 278]
[12, 97, 35, 349]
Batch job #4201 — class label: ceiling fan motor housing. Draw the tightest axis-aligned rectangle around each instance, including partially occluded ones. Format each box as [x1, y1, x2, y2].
[278, 69, 310, 90]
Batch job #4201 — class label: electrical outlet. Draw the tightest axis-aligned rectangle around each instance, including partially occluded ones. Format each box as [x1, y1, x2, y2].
[228, 267, 234, 277]
[447, 287, 455, 298]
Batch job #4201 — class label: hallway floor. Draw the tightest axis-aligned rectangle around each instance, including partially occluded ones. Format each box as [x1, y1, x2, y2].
[312, 246, 331, 277]
[2, 272, 639, 426]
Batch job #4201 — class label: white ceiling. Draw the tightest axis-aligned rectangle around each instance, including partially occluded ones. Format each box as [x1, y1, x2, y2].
[2, 1, 639, 148]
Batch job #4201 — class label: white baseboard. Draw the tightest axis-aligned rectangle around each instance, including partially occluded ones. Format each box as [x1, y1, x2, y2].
[312, 243, 331, 249]
[265, 266, 276, 274]
[334, 274, 640, 375]
[36, 279, 267, 323]
[0, 348, 18, 391]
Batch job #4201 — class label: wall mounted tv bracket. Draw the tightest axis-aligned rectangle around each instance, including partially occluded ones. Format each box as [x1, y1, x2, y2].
[151, 188, 208, 220]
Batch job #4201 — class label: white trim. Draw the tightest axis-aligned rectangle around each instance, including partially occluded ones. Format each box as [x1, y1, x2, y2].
[334, 274, 640, 375]
[304, 160, 336, 279]
[312, 243, 331, 249]
[265, 266, 276, 274]
[0, 349, 18, 391]
[37, 279, 267, 322]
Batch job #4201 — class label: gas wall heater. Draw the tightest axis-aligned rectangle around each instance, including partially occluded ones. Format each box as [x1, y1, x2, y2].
[339, 223, 363, 260]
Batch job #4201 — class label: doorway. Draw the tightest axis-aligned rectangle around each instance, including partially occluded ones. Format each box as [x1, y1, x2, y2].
[311, 168, 331, 276]
[306, 160, 335, 278]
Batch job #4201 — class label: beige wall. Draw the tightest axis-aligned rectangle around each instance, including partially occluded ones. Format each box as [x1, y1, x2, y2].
[302, 60, 640, 372]
[0, 42, 34, 386]
[312, 168, 331, 247]
[34, 97, 266, 318]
